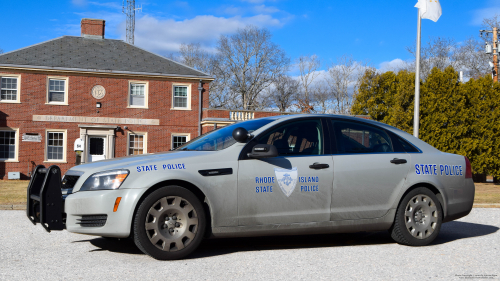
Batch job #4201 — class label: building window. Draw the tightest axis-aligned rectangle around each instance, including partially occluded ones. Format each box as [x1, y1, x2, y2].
[128, 133, 147, 155]
[46, 130, 66, 162]
[172, 84, 191, 110]
[172, 133, 190, 150]
[47, 77, 68, 105]
[128, 81, 148, 108]
[174, 86, 188, 108]
[0, 75, 21, 103]
[0, 130, 16, 160]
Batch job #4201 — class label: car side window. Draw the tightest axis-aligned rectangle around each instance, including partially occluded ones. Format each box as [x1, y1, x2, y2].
[332, 120, 393, 154]
[389, 132, 420, 153]
[257, 119, 324, 156]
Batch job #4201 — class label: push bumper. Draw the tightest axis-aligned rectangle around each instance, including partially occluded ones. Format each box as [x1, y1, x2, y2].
[27, 164, 144, 238]
[26, 165, 65, 232]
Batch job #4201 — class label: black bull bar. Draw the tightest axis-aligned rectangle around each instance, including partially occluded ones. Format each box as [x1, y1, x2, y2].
[26, 165, 65, 232]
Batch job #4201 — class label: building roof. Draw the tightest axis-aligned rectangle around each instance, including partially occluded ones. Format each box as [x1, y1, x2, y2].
[0, 36, 212, 79]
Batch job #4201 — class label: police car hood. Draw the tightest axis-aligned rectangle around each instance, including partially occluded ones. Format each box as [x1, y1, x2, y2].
[67, 150, 214, 178]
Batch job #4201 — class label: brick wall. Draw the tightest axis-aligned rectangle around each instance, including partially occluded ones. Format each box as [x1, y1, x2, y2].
[0, 69, 208, 179]
[203, 108, 229, 119]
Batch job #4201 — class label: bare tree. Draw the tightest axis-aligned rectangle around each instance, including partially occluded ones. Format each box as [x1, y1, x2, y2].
[207, 56, 238, 109]
[406, 37, 459, 80]
[216, 26, 290, 110]
[0, 48, 3, 54]
[325, 55, 368, 115]
[483, 14, 500, 30]
[265, 75, 301, 112]
[296, 55, 321, 109]
[310, 81, 330, 114]
[179, 43, 210, 70]
[163, 52, 178, 62]
[453, 37, 490, 79]
[405, 30, 492, 81]
[176, 43, 236, 109]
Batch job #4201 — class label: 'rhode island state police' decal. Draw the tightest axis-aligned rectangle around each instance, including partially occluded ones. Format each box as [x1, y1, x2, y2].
[274, 167, 298, 197]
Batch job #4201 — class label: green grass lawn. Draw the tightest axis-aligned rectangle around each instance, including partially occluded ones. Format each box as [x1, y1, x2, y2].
[1, 180, 499, 206]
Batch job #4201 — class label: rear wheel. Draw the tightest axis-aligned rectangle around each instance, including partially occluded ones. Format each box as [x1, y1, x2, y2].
[133, 186, 206, 260]
[390, 187, 442, 246]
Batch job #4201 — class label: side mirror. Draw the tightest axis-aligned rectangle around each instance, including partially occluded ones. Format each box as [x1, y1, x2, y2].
[232, 127, 250, 143]
[247, 144, 278, 159]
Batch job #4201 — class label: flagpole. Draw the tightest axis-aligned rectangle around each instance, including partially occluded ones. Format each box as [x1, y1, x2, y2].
[413, 9, 422, 138]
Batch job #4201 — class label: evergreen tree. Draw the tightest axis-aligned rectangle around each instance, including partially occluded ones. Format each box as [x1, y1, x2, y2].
[419, 67, 465, 154]
[352, 66, 500, 178]
[460, 76, 500, 177]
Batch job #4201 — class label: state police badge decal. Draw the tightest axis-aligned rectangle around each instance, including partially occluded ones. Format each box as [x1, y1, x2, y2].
[274, 167, 298, 197]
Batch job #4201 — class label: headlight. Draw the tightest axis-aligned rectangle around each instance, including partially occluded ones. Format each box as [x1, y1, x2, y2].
[80, 170, 129, 191]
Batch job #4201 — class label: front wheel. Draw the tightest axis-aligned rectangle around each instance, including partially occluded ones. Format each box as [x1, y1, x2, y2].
[390, 187, 443, 246]
[133, 186, 206, 260]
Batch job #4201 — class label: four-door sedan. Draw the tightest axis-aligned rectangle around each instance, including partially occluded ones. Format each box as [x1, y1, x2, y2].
[27, 114, 475, 260]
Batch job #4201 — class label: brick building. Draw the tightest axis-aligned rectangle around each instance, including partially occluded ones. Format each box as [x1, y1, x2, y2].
[0, 19, 213, 179]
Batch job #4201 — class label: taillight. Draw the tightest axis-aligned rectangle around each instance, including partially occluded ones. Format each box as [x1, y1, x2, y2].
[464, 156, 472, 179]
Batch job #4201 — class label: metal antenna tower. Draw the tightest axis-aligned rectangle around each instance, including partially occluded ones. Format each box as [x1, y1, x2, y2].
[122, 0, 141, 44]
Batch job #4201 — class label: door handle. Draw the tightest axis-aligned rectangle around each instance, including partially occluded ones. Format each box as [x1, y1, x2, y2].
[309, 163, 330, 169]
[390, 158, 407, 164]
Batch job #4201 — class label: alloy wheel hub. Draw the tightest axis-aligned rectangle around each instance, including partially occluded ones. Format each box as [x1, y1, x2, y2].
[145, 196, 199, 252]
[404, 194, 438, 239]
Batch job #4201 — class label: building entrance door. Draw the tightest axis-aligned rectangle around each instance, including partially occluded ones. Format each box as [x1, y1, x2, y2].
[88, 136, 106, 162]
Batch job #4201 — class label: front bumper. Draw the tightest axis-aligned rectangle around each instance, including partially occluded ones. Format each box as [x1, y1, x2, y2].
[65, 188, 144, 238]
[27, 164, 144, 238]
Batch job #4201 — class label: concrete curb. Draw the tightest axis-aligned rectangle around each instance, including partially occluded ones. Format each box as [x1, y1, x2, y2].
[0, 205, 26, 210]
[473, 203, 500, 208]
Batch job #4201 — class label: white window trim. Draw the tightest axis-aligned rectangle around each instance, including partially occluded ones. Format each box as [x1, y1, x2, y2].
[44, 129, 67, 163]
[171, 133, 191, 150]
[171, 83, 192, 110]
[127, 81, 149, 109]
[0, 74, 21, 104]
[127, 131, 148, 155]
[0, 127, 19, 162]
[46, 76, 69, 105]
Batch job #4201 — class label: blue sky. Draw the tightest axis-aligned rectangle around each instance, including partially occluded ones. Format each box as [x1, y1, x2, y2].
[1, 0, 500, 73]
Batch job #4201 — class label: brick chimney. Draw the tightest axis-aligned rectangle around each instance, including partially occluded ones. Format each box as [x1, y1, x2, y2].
[81, 18, 105, 39]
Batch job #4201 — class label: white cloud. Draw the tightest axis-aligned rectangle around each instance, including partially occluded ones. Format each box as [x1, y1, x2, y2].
[72, 0, 87, 7]
[175, 1, 189, 7]
[378, 58, 408, 72]
[224, 6, 242, 15]
[88, 1, 122, 9]
[241, 0, 268, 4]
[133, 14, 284, 54]
[472, 6, 500, 26]
[254, 5, 280, 14]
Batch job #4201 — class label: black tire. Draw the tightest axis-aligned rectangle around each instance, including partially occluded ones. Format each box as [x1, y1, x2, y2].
[390, 187, 443, 246]
[133, 186, 206, 260]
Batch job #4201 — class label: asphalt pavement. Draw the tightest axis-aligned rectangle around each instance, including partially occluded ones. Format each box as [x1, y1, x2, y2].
[0, 209, 499, 281]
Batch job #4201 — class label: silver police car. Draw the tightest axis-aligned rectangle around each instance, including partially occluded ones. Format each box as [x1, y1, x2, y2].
[27, 114, 475, 260]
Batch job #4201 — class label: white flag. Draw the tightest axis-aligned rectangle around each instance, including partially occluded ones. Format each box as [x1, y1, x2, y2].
[415, 0, 442, 22]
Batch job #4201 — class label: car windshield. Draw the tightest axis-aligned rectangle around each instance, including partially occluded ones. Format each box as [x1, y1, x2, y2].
[176, 118, 276, 151]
